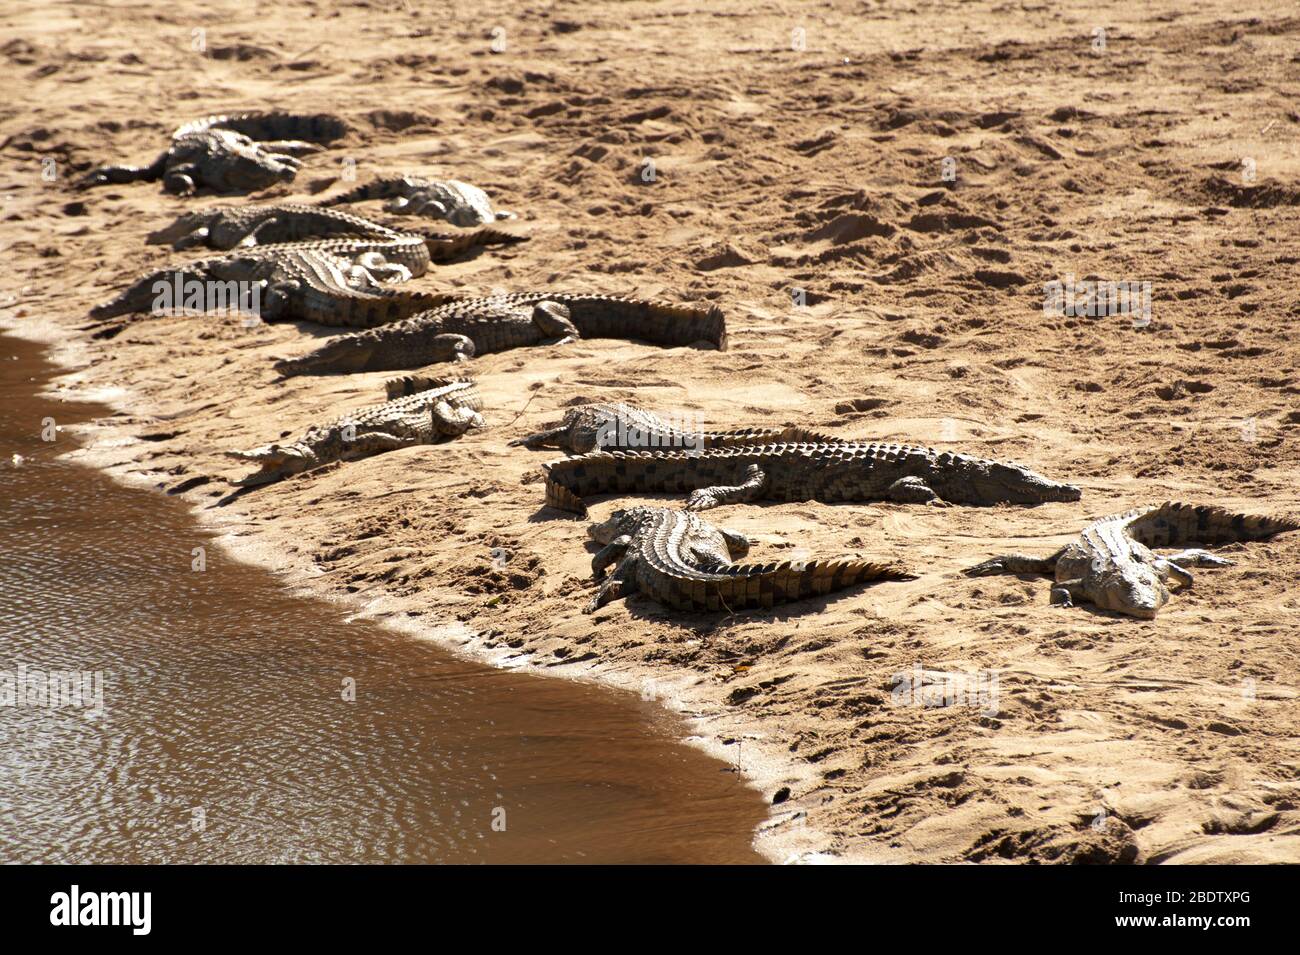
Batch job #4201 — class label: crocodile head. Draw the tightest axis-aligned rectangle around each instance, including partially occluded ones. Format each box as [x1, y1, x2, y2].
[218, 149, 300, 192]
[1083, 557, 1169, 619]
[226, 443, 317, 486]
[588, 507, 649, 544]
[274, 337, 376, 377]
[930, 455, 1082, 506]
[200, 130, 300, 192]
[146, 208, 224, 246]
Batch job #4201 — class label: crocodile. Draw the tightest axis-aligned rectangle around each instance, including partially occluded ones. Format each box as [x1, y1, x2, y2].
[274, 293, 728, 376]
[317, 175, 512, 226]
[89, 237, 430, 321]
[145, 203, 526, 257]
[84, 113, 349, 195]
[226, 376, 482, 486]
[584, 506, 913, 613]
[964, 502, 1299, 619]
[511, 402, 838, 453]
[544, 442, 1081, 516]
[146, 203, 404, 250]
[89, 230, 522, 326]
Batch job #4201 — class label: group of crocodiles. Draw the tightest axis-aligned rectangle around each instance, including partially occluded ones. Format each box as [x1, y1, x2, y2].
[82, 113, 1297, 620]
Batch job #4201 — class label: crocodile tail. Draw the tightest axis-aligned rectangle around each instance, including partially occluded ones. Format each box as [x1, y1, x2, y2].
[421, 226, 530, 262]
[302, 287, 464, 329]
[781, 426, 844, 444]
[561, 297, 727, 350]
[82, 150, 169, 188]
[384, 375, 476, 399]
[697, 558, 914, 612]
[200, 112, 350, 144]
[701, 427, 788, 448]
[702, 425, 841, 448]
[1129, 502, 1300, 548]
[543, 462, 587, 516]
[336, 290, 460, 329]
[316, 177, 409, 207]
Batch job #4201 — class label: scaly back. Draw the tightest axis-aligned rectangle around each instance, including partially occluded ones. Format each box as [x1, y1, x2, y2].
[1120, 502, 1300, 548]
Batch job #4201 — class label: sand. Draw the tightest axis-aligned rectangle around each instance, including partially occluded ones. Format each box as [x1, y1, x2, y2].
[2, 0, 1298, 863]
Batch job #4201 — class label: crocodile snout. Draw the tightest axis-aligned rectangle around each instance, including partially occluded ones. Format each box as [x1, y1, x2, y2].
[986, 462, 1081, 504]
[588, 511, 627, 544]
[1025, 477, 1082, 504]
[940, 461, 1082, 505]
[1092, 565, 1169, 619]
[275, 339, 375, 377]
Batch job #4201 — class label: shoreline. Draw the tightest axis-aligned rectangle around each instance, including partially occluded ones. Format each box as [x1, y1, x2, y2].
[0, 313, 826, 865]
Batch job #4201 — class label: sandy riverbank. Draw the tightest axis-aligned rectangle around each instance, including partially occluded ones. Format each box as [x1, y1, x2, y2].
[3, 0, 1299, 863]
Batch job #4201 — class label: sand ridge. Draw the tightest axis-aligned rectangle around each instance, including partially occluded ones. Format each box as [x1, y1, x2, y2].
[2, 0, 1298, 863]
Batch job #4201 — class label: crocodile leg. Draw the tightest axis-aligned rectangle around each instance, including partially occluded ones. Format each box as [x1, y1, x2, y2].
[592, 535, 632, 577]
[259, 280, 297, 321]
[1153, 558, 1196, 592]
[432, 334, 476, 363]
[887, 475, 942, 504]
[257, 139, 325, 156]
[346, 432, 414, 455]
[719, 527, 752, 559]
[399, 197, 448, 218]
[163, 166, 199, 195]
[172, 226, 210, 250]
[1164, 548, 1233, 568]
[965, 551, 1062, 577]
[344, 258, 411, 289]
[586, 560, 638, 613]
[270, 153, 304, 171]
[234, 216, 280, 247]
[685, 464, 768, 511]
[432, 399, 483, 436]
[1050, 579, 1085, 607]
[532, 301, 581, 345]
[351, 254, 411, 285]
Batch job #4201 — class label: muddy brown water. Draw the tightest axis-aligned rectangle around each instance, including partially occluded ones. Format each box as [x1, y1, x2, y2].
[0, 332, 766, 863]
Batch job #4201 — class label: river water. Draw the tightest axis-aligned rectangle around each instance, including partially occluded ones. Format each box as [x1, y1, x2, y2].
[0, 332, 765, 863]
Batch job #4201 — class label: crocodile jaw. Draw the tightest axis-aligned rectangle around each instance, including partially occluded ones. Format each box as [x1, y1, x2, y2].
[146, 211, 220, 246]
[1003, 474, 1082, 505]
[219, 137, 300, 192]
[275, 339, 376, 377]
[937, 459, 1081, 505]
[228, 445, 316, 484]
[225, 162, 296, 192]
[588, 508, 637, 543]
[1087, 564, 1169, 619]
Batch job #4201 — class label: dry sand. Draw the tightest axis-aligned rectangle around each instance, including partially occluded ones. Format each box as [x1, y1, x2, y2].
[2, 0, 1298, 863]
